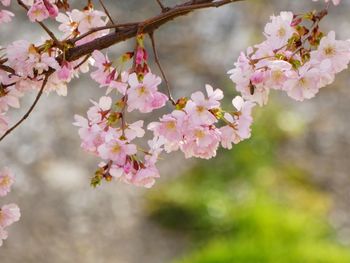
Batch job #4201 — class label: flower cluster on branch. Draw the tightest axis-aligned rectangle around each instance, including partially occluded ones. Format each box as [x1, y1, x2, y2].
[0, 0, 347, 246]
[0, 168, 20, 246]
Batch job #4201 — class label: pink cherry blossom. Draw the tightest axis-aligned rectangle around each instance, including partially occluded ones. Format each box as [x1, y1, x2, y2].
[284, 63, 321, 101]
[220, 96, 255, 149]
[310, 31, 350, 74]
[0, 9, 14, 24]
[148, 110, 186, 144]
[127, 72, 168, 113]
[27, 1, 49, 22]
[98, 138, 137, 166]
[57, 62, 74, 82]
[43, 0, 58, 18]
[0, 86, 21, 112]
[264, 12, 295, 49]
[0, 204, 20, 228]
[0, 0, 11, 6]
[0, 167, 14, 197]
[184, 84, 222, 125]
[181, 126, 221, 160]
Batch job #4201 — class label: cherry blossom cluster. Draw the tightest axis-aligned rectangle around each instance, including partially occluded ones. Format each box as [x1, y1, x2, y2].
[0, 1, 110, 138]
[229, 9, 350, 105]
[0, 0, 348, 192]
[71, 28, 257, 188]
[0, 167, 20, 247]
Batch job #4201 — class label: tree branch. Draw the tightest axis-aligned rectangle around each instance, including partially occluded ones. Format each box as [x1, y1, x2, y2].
[149, 32, 176, 105]
[0, 72, 52, 142]
[155, 0, 168, 12]
[98, 0, 116, 25]
[17, 0, 60, 44]
[66, 0, 243, 62]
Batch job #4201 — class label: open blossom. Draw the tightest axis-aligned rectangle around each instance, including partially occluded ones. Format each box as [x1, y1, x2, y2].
[181, 126, 221, 159]
[264, 11, 296, 49]
[26, 0, 58, 22]
[127, 72, 168, 113]
[56, 8, 109, 44]
[310, 31, 350, 74]
[0, 86, 21, 112]
[0, 167, 20, 247]
[313, 0, 341, 5]
[43, 0, 58, 18]
[0, 204, 20, 228]
[74, 117, 105, 154]
[97, 137, 137, 165]
[148, 110, 186, 144]
[57, 62, 74, 82]
[184, 84, 223, 126]
[6, 40, 59, 78]
[90, 50, 116, 86]
[0, 9, 14, 24]
[1, 0, 11, 6]
[148, 85, 249, 160]
[73, 96, 112, 154]
[284, 63, 321, 101]
[27, 1, 49, 22]
[220, 96, 255, 149]
[107, 138, 163, 188]
[0, 167, 14, 197]
[0, 0, 13, 24]
[124, 120, 145, 141]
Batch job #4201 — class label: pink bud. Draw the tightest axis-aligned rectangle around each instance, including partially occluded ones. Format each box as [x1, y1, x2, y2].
[43, 0, 59, 18]
[136, 47, 144, 65]
[57, 62, 73, 81]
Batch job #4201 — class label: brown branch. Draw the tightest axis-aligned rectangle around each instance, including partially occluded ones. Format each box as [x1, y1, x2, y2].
[156, 0, 168, 12]
[66, 0, 243, 62]
[149, 32, 176, 105]
[98, 0, 116, 25]
[0, 0, 243, 142]
[0, 72, 52, 142]
[73, 54, 91, 70]
[0, 64, 15, 75]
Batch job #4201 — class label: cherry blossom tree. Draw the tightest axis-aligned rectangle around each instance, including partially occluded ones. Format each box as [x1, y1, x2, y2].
[0, 0, 348, 246]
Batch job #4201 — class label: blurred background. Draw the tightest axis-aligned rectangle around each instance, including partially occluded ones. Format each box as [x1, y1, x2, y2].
[1, 0, 350, 262]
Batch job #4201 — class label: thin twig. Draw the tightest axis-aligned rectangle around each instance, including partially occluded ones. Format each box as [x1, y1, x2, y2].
[73, 54, 92, 70]
[149, 32, 176, 105]
[70, 22, 138, 44]
[66, 0, 243, 61]
[0, 64, 15, 75]
[156, 0, 168, 12]
[0, 72, 51, 142]
[98, 0, 116, 25]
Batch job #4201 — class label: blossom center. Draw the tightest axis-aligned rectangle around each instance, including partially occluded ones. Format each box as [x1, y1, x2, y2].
[112, 144, 122, 154]
[277, 27, 286, 37]
[194, 130, 205, 139]
[166, 121, 176, 130]
[324, 45, 335, 56]
[0, 176, 10, 188]
[138, 86, 148, 95]
[196, 105, 205, 113]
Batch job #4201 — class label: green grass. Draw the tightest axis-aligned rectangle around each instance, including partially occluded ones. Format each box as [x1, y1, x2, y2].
[146, 101, 350, 263]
